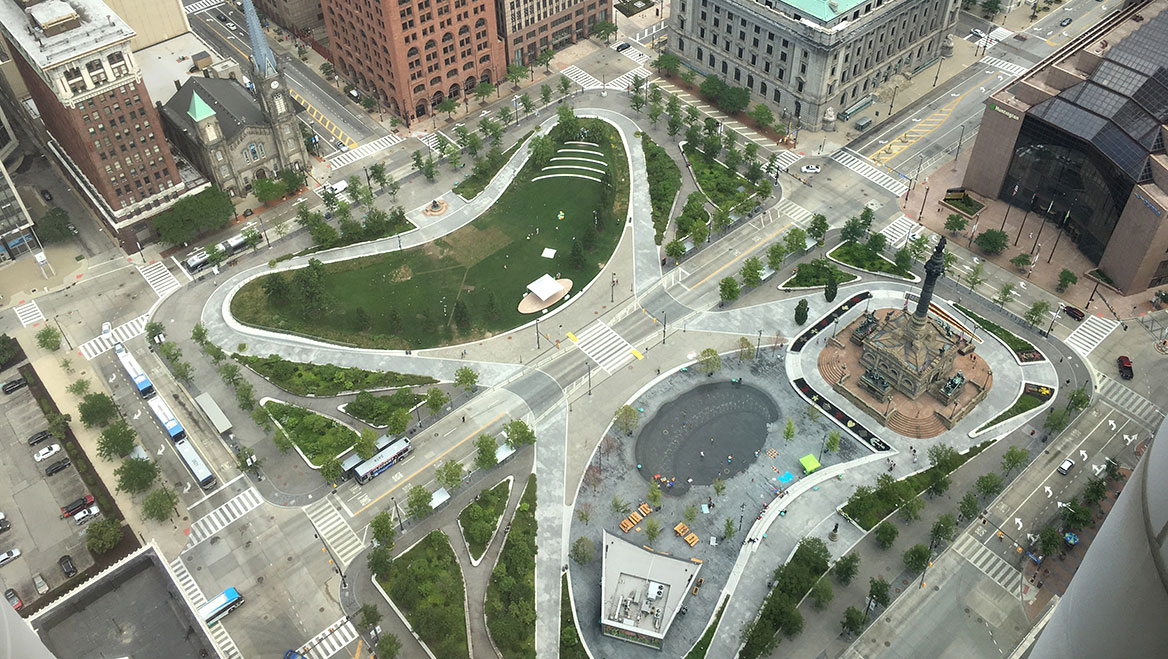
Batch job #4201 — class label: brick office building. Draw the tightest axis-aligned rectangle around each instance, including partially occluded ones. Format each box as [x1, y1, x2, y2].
[322, 0, 506, 123]
[497, 0, 608, 66]
[0, 0, 189, 244]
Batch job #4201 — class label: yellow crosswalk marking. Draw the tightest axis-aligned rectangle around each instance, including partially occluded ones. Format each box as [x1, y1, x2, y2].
[566, 332, 579, 343]
[631, 349, 644, 360]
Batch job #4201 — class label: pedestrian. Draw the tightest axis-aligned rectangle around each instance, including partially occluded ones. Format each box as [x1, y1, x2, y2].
[700, 451, 705, 458]
[656, 368, 661, 375]
[462, 415, 466, 423]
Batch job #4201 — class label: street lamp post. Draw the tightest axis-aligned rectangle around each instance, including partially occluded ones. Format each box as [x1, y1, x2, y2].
[932, 56, 945, 88]
[611, 272, 616, 303]
[536, 318, 541, 349]
[314, 531, 348, 588]
[954, 124, 966, 161]
[661, 311, 667, 345]
[586, 362, 592, 396]
[918, 185, 930, 219]
[391, 496, 404, 531]
[1014, 194, 1036, 246]
[756, 329, 762, 357]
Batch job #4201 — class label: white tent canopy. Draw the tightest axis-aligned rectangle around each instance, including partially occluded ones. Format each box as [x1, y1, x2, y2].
[527, 274, 564, 301]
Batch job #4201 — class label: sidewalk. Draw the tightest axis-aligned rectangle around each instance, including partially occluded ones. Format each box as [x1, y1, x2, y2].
[0, 244, 90, 311]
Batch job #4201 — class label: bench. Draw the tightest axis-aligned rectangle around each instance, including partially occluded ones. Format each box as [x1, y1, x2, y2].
[628, 511, 643, 524]
[638, 503, 652, 516]
[674, 522, 689, 536]
[684, 533, 699, 547]
[620, 519, 635, 533]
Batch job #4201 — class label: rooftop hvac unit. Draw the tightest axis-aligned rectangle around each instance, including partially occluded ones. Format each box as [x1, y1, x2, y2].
[647, 581, 666, 601]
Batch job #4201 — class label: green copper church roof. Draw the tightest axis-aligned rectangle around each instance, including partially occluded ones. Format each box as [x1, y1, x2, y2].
[188, 92, 215, 122]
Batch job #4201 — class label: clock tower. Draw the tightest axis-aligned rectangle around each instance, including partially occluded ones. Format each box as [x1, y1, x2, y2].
[241, 0, 305, 171]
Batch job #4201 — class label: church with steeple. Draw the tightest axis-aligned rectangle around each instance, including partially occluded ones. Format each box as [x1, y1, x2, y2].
[158, 0, 307, 197]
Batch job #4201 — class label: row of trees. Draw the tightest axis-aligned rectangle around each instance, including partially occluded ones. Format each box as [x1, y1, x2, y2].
[252, 168, 308, 205]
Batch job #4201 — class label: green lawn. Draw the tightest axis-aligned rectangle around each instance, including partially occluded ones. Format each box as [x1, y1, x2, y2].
[486, 474, 537, 658]
[232, 119, 629, 349]
[979, 393, 1044, 432]
[459, 479, 511, 561]
[948, 195, 984, 216]
[452, 131, 533, 200]
[683, 144, 756, 210]
[955, 304, 1036, 354]
[829, 241, 910, 278]
[264, 401, 357, 466]
[379, 530, 468, 659]
[236, 353, 436, 396]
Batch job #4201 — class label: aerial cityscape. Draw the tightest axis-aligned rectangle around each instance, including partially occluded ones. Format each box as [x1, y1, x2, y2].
[0, 0, 1165, 656]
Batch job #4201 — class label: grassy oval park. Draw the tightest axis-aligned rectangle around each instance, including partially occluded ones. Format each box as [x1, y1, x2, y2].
[231, 116, 630, 349]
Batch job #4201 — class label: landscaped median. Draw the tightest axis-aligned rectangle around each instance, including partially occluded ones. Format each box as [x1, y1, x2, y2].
[780, 258, 858, 289]
[377, 530, 469, 659]
[230, 114, 630, 350]
[827, 241, 916, 281]
[954, 304, 1046, 363]
[260, 399, 358, 467]
[685, 594, 729, 659]
[682, 143, 760, 211]
[485, 473, 537, 657]
[341, 389, 421, 428]
[235, 353, 436, 397]
[642, 134, 682, 245]
[976, 382, 1054, 433]
[458, 476, 512, 564]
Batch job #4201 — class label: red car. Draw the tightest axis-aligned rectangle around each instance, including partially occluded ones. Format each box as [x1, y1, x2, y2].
[1063, 306, 1085, 321]
[60, 494, 94, 518]
[1117, 356, 1133, 380]
[4, 587, 21, 611]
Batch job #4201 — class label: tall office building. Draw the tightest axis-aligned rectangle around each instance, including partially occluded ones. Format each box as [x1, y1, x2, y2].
[962, 0, 1168, 295]
[497, 0, 608, 66]
[669, 0, 958, 129]
[253, 0, 325, 38]
[0, 0, 186, 243]
[100, 0, 190, 51]
[321, 0, 506, 122]
[0, 156, 36, 262]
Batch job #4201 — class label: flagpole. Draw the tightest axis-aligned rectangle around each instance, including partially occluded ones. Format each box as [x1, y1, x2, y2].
[1047, 210, 1070, 264]
[999, 184, 1018, 231]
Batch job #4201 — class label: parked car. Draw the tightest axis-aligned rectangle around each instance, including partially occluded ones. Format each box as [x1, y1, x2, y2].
[1063, 305, 1085, 321]
[1117, 355, 1134, 380]
[0, 519, 9, 534]
[4, 588, 20, 611]
[45, 458, 71, 477]
[34, 444, 62, 462]
[67, 223, 78, 235]
[0, 549, 21, 566]
[1058, 458, 1075, 475]
[61, 495, 94, 518]
[32, 573, 48, 596]
[242, 208, 254, 217]
[39, 189, 52, 202]
[800, 165, 821, 174]
[28, 429, 52, 446]
[73, 506, 100, 526]
[2, 378, 27, 394]
[59, 555, 77, 578]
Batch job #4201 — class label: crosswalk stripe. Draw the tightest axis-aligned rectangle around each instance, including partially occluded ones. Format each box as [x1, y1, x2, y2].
[952, 532, 1020, 595]
[774, 199, 813, 225]
[299, 617, 360, 659]
[1064, 314, 1119, 358]
[169, 557, 243, 658]
[184, 488, 264, 551]
[571, 320, 635, 373]
[138, 261, 182, 299]
[327, 134, 404, 169]
[183, 0, 222, 14]
[13, 300, 45, 327]
[880, 214, 917, 248]
[562, 65, 603, 90]
[1096, 374, 1165, 430]
[611, 42, 652, 66]
[830, 148, 909, 196]
[772, 150, 804, 171]
[981, 55, 1028, 78]
[78, 313, 149, 360]
[305, 499, 365, 567]
[607, 67, 651, 93]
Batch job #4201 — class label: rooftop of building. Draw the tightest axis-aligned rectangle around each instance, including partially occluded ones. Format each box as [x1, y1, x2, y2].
[600, 530, 700, 643]
[0, 0, 135, 70]
[134, 31, 226, 106]
[996, 0, 1168, 183]
[762, 0, 868, 25]
[161, 76, 270, 143]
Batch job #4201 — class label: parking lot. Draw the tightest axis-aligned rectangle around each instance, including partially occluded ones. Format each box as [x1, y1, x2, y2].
[0, 365, 94, 609]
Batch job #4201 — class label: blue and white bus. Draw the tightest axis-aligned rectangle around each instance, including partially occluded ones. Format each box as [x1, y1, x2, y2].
[353, 437, 412, 484]
[174, 438, 216, 490]
[113, 343, 155, 399]
[198, 587, 244, 625]
[148, 396, 186, 441]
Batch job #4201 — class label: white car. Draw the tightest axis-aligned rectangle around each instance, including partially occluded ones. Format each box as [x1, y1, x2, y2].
[34, 444, 61, 463]
[73, 506, 100, 526]
[800, 165, 821, 174]
[101, 322, 112, 336]
[908, 227, 924, 242]
[225, 22, 237, 31]
[0, 549, 20, 567]
[1058, 458, 1075, 475]
[971, 28, 986, 39]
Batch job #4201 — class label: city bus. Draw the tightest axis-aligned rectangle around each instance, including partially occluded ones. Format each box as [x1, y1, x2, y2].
[174, 438, 216, 490]
[198, 587, 244, 626]
[113, 343, 155, 399]
[148, 396, 186, 441]
[353, 437, 412, 484]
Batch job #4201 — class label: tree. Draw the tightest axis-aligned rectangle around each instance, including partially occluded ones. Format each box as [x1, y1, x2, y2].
[794, 299, 810, 325]
[1011, 253, 1033, 272]
[808, 214, 829, 245]
[981, 0, 1002, 16]
[591, 20, 618, 42]
[1044, 408, 1070, 434]
[810, 579, 834, 610]
[927, 470, 951, 498]
[652, 51, 681, 76]
[1057, 268, 1078, 292]
[376, 634, 402, 659]
[1067, 386, 1090, 412]
[86, 518, 122, 554]
[1038, 525, 1062, 557]
[66, 379, 90, 397]
[351, 427, 376, 461]
[504, 419, 536, 448]
[36, 326, 62, 351]
[498, 106, 514, 126]
[1083, 476, 1108, 510]
[571, 536, 596, 564]
[356, 603, 382, 632]
[697, 347, 722, 376]
[874, 521, 899, 549]
[784, 227, 808, 255]
[667, 112, 684, 138]
[722, 517, 736, 539]
[47, 411, 70, 439]
[115, 456, 158, 494]
[142, 486, 179, 522]
[713, 478, 726, 496]
[645, 517, 662, 543]
[959, 491, 981, 522]
[825, 430, 841, 453]
[869, 576, 892, 609]
[944, 213, 968, 234]
[435, 459, 464, 491]
[841, 216, 866, 243]
[371, 511, 396, 549]
[746, 102, 775, 131]
[473, 81, 495, 103]
[683, 505, 698, 525]
[406, 484, 433, 519]
[993, 282, 1016, 308]
[964, 261, 987, 290]
[424, 387, 449, 416]
[218, 362, 242, 387]
[252, 177, 286, 204]
[928, 444, 961, 473]
[834, 553, 861, 585]
[559, 75, 572, 97]
[475, 433, 498, 470]
[36, 206, 75, 243]
[611, 495, 630, 515]
[737, 336, 756, 362]
[1023, 300, 1051, 327]
[436, 97, 458, 118]
[719, 277, 741, 303]
[824, 273, 838, 303]
[150, 187, 233, 245]
[894, 249, 912, 275]
[842, 606, 866, 636]
[519, 93, 535, 115]
[541, 83, 553, 105]
[630, 92, 646, 113]
[907, 235, 930, 263]
[974, 229, 1009, 254]
[321, 457, 343, 484]
[930, 513, 958, 545]
[79, 392, 119, 428]
[865, 232, 887, 257]
[451, 367, 478, 396]
[367, 545, 393, 579]
[556, 104, 580, 139]
[903, 548, 932, 580]
[613, 405, 640, 435]
[975, 472, 1004, 499]
[97, 419, 136, 461]
[1001, 446, 1030, 477]
[1061, 496, 1093, 530]
[535, 48, 555, 72]
[781, 417, 796, 443]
